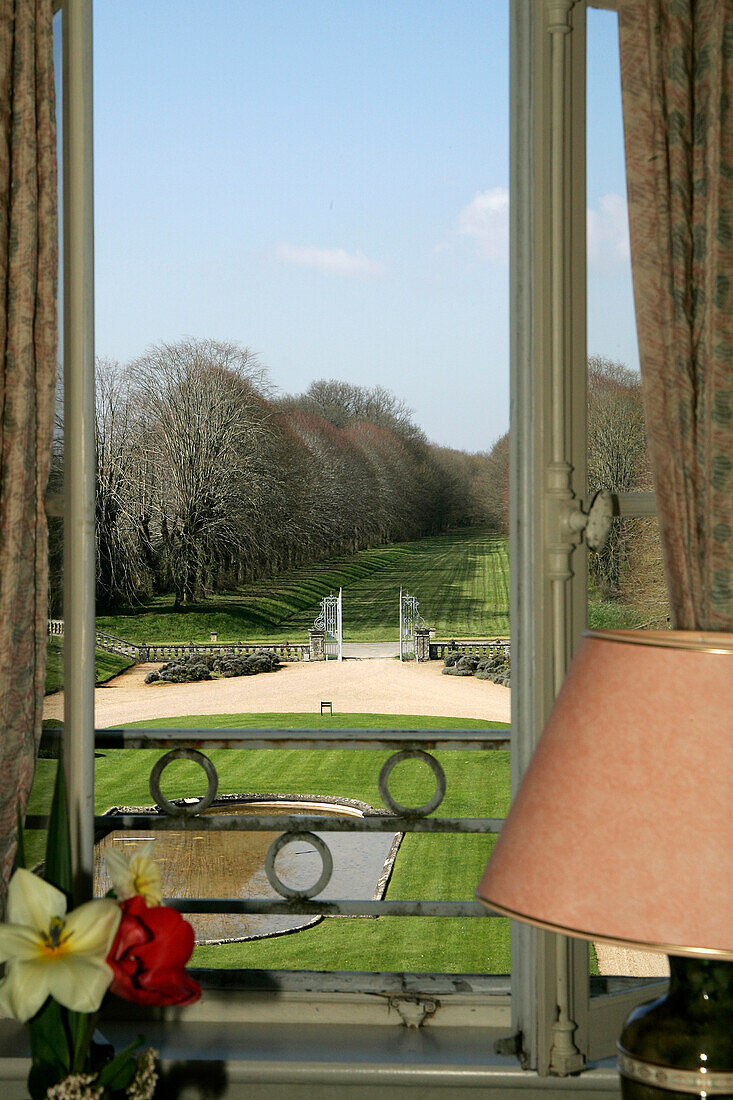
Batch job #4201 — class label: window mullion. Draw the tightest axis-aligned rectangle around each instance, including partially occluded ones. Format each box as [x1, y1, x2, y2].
[62, 0, 96, 898]
[510, 0, 591, 1075]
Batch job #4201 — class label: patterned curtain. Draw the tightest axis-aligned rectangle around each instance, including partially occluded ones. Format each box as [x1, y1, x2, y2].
[0, 1, 57, 894]
[619, 1, 733, 631]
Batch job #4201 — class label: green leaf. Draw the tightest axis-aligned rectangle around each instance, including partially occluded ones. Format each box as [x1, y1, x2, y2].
[28, 1057, 64, 1100]
[28, 997, 70, 1079]
[97, 1035, 144, 1091]
[44, 759, 72, 896]
[15, 802, 25, 871]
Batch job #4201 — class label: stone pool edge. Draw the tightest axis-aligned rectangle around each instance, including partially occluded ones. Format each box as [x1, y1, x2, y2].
[97, 793, 404, 946]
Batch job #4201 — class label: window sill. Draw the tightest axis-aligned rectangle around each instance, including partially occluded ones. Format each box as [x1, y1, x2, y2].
[0, 1019, 621, 1098]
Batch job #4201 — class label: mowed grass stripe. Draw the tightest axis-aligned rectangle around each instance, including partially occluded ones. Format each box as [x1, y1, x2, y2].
[96, 528, 509, 644]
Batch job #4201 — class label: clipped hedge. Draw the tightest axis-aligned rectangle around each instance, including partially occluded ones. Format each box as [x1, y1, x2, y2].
[441, 648, 510, 687]
[145, 649, 282, 685]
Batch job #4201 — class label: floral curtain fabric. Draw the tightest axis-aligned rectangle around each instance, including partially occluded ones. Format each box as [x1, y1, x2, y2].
[619, 0, 733, 632]
[0, 0, 57, 895]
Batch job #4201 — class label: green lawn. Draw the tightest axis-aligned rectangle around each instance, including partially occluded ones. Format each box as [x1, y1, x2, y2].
[122, 712, 501, 730]
[45, 637, 135, 695]
[95, 528, 509, 644]
[28, 711, 511, 973]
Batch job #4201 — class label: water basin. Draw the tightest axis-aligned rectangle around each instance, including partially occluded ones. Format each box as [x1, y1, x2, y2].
[94, 795, 400, 944]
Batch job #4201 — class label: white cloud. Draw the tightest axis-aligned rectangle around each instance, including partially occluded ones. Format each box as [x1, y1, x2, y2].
[457, 187, 509, 263]
[457, 187, 631, 273]
[587, 193, 630, 270]
[275, 244, 386, 279]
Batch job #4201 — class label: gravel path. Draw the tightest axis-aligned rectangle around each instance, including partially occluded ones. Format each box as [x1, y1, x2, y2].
[43, 656, 511, 728]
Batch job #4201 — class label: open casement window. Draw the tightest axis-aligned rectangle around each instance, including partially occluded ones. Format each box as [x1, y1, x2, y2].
[511, 0, 668, 1074]
[32, 0, 667, 1094]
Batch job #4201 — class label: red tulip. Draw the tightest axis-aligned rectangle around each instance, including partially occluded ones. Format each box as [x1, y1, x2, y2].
[107, 896, 201, 1007]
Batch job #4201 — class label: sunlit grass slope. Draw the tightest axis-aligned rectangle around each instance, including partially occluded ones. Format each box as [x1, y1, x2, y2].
[45, 637, 135, 695]
[96, 528, 509, 644]
[121, 712, 501, 730]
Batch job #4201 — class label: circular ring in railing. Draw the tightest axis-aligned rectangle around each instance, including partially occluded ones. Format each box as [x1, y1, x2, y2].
[378, 749, 446, 816]
[149, 748, 219, 817]
[264, 831, 333, 899]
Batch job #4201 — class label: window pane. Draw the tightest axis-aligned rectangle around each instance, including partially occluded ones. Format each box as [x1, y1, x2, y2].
[586, 7, 670, 993]
[588, 515, 670, 631]
[84, 0, 512, 982]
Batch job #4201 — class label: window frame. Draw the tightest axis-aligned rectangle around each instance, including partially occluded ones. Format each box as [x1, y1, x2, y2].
[510, 0, 667, 1073]
[46, 0, 663, 1089]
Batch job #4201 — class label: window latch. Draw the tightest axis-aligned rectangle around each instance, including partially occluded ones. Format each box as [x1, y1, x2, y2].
[564, 488, 615, 552]
[388, 995, 438, 1028]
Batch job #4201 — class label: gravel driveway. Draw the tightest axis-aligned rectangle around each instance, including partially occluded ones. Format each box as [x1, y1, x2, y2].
[44, 656, 511, 729]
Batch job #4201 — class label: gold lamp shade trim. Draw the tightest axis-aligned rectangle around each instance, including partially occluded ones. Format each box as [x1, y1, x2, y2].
[585, 627, 733, 653]
[475, 896, 733, 961]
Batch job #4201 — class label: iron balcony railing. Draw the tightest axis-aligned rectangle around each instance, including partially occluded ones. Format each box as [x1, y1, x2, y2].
[31, 728, 509, 923]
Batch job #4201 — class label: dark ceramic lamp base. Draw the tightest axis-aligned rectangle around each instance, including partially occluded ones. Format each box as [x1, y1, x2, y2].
[618, 957, 733, 1098]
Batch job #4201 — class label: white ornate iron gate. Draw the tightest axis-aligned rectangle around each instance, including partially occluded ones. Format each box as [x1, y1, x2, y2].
[316, 588, 343, 661]
[399, 587, 426, 662]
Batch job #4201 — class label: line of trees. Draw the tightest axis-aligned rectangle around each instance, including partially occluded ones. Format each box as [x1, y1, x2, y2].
[587, 355, 667, 625]
[48, 338, 505, 613]
[48, 340, 663, 625]
[424, 356, 666, 627]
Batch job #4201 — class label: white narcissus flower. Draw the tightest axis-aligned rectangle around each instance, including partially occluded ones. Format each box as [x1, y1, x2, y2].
[0, 868, 121, 1022]
[103, 840, 162, 906]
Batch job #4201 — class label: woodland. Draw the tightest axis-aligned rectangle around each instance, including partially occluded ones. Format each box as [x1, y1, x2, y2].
[47, 340, 663, 628]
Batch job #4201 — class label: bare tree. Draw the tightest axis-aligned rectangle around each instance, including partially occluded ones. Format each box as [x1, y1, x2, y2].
[587, 356, 650, 598]
[95, 359, 149, 608]
[281, 379, 425, 443]
[128, 338, 273, 606]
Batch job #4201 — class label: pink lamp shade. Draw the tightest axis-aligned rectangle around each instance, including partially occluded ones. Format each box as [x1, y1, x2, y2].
[476, 629, 733, 958]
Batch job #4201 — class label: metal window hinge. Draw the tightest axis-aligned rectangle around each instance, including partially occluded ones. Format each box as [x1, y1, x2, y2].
[569, 489, 616, 552]
[388, 995, 438, 1028]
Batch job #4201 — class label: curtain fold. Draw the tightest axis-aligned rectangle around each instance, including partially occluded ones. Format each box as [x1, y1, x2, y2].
[619, 0, 733, 631]
[0, 0, 57, 893]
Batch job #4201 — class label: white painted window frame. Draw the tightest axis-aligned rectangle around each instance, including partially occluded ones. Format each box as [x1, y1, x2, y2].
[511, 0, 666, 1075]
[43, 0, 663, 1090]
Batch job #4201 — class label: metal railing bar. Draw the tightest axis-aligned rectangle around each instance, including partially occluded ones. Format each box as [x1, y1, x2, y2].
[27, 813, 505, 835]
[66, 728, 510, 750]
[164, 898, 492, 918]
[614, 490, 657, 518]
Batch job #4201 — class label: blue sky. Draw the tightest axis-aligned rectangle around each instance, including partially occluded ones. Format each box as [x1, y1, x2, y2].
[90, 2, 637, 452]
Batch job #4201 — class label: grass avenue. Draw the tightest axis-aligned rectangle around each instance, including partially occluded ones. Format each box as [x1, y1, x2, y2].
[94, 528, 510, 644]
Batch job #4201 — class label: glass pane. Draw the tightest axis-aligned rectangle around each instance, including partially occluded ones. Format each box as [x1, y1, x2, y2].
[85, 0, 511, 980]
[588, 516, 670, 631]
[586, 8, 670, 993]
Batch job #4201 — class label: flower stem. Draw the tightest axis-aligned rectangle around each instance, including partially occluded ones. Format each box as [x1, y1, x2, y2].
[70, 1009, 98, 1074]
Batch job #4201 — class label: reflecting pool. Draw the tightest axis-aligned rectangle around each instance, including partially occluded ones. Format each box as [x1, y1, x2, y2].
[94, 797, 400, 944]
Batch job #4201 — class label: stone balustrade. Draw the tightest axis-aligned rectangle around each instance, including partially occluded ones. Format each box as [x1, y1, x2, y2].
[429, 639, 511, 662]
[47, 621, 307, 663]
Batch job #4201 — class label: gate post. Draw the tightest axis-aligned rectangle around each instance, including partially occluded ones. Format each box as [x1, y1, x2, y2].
[337, 587, 343, 662]
[414, 628, 430, 662]
[309, 629, 326, 661]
